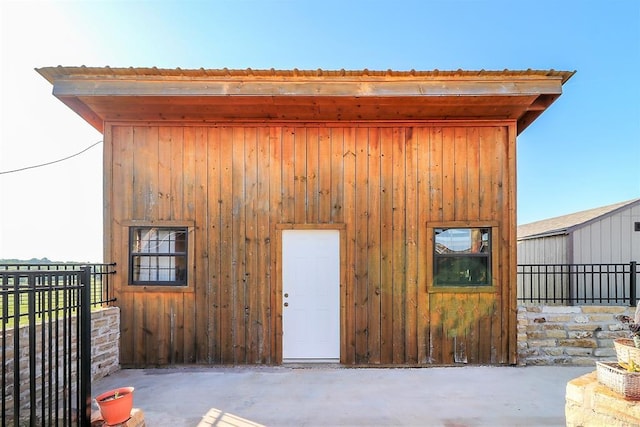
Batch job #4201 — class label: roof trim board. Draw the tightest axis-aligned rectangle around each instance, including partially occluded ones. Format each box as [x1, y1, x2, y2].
[36, 67, 575, 134]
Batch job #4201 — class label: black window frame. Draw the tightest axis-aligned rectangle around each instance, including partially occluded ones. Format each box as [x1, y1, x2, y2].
[128, 226, 189, 286]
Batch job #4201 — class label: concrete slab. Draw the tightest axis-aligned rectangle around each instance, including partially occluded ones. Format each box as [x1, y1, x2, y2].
[92, 365, 593, 427]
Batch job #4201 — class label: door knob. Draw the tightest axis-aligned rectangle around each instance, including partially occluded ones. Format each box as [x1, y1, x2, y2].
[284, 302, 289, 307]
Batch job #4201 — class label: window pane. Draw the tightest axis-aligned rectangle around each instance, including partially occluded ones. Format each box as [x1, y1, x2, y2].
[434, 256, 489, 285]
[130, 226, 188, 285]
[433, 227, 491, 286]
[435, 228, 490, 254]
[131, 255, 187, 284]
[132, 228, 187, 254]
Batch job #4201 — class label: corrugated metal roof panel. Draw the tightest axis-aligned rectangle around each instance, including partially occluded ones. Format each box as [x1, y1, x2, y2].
[37, 66, 575, 84]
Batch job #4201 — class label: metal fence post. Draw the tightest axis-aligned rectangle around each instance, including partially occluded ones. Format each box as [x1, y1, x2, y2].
[28, 274, 37, 423]
[80, 266, 92, 426]
[631, 261, 637, 307]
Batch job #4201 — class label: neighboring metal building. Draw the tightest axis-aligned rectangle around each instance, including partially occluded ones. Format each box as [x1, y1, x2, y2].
[517, 199, 640, 304]
[517, 198, 640, 264]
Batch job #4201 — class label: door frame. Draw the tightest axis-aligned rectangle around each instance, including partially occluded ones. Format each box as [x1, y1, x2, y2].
[273, 223, 347, 364]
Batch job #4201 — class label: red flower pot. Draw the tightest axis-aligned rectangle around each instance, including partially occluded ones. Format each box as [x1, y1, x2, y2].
[96, 386, 134, 425]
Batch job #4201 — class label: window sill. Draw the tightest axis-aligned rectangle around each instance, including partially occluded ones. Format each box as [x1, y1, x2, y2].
[428, 285, 496, 294]
[124, 284, 194, 293]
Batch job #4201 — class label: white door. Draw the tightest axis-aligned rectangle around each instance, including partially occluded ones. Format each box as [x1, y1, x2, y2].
[282, 229, 340, 361]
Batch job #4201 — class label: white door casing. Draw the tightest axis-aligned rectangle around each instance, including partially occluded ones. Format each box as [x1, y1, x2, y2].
[282, 229, 340, 361]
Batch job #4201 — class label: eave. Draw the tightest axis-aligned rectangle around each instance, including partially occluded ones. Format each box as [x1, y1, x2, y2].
[36, 67, 574, 134]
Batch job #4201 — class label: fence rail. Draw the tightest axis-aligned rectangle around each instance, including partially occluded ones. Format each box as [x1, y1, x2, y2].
[517, 262, 638, 306]
[0, 264, 114, 426]
[0, 263, 116, 312]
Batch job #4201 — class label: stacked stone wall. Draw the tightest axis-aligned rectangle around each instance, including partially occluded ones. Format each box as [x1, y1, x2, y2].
[3, 306, 120, 421]
[90, 306, 121, 380]
[566, 371, 640, 426]
[518, 305, 636, 366]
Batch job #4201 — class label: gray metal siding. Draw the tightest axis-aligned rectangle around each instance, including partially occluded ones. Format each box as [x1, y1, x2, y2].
[572, 204, 640, 264]
[517, 235, 568, 264]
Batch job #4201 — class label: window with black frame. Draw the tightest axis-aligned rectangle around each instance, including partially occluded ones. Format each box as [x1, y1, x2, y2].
[433, 227, 491, 286]
[129, 227, 188, 286]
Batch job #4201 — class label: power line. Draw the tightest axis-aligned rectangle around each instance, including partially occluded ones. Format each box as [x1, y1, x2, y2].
[0, 140, 102, 175]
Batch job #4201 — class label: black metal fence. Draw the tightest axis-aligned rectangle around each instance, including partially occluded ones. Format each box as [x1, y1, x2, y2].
[0, 263, 116, 308]
[517, 262, 639, 306]
[0, 264, 115, 426]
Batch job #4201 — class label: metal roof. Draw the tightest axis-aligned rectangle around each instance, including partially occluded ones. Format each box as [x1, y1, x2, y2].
[37, 66, 575, 84]
[517, 198, 640, 240]
[36, 66, 575, 134]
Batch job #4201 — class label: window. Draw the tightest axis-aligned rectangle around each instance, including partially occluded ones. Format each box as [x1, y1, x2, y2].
[129, 227, 188, 286]
[433, 227, 491, 286]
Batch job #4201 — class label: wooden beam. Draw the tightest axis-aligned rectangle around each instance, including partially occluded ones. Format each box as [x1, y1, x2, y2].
[51, 76, 564, 98]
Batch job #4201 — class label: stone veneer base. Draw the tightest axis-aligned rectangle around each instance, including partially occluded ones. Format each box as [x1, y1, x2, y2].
[566, 371, 640, 426]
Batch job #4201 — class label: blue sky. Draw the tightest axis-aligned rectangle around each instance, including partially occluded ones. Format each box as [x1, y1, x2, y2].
[1, 0, 639, 262]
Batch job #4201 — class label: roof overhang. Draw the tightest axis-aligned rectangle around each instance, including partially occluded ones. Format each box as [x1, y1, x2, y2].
[36, 67, 574, 134]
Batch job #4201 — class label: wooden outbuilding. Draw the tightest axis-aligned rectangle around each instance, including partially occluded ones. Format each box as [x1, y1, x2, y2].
[37, 67, 573, 366]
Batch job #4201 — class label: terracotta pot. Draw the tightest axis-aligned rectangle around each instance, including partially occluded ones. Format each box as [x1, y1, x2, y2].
[96, 386, 134, 425]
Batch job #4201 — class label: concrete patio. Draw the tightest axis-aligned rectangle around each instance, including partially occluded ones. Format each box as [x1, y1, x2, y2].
[92, 365, 594, 426]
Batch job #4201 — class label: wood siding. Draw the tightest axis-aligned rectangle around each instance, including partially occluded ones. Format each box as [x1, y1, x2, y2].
[105, 122, 518, 366]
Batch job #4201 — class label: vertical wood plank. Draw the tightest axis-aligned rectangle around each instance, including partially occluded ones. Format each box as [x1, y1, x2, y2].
[157, 127, 172, 220]
[505, 124, 518, 364]
[354, 127, 369, 363]
[180, 127, 196, 364]
[441, 127, 455, 222]
[342, 127, 357, 363]
[155, 294, 168, 364]
[103, 124, 114, 272]
[192, 126, 210, 363]
[453, 127, 468, 221]
[306, 127, 319, 223]
[232, 127, 247, 363]
[256, 127, 271, 363]
[467, 127, 480, 221]
[379, 127, 394, 364]
[429, 127, 443, 223]
[478, 126, 496, 363]
[415, 127, 430, 364]
[207, 127, 221, 363]
[405, 127, 419, 364]
[244, 127, 258, 363]
[135, 127, 159, 220]
[281, 127, 296, 223]
[294, 127, 307, 224]
[495, 126, 508, 364]
[133, 293, 146, 365]
[318, 127, 332, 223]
[111, 125, 134, 364]
[171, 127, 185, 220]
[269, 126, 283, 362]
[367, 127, 382, 364]
[219, 127, 234, 363]
[330, 128, 344, 223]
[391, 127, 406, 364]
[428, 127, 444, 363]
